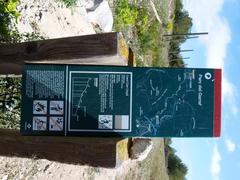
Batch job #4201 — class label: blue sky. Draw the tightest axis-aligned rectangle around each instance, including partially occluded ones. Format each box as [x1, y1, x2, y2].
[172, 0, 240, 180]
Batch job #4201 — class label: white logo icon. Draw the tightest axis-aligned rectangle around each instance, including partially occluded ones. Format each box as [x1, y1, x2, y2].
[205, 73, 212, 80]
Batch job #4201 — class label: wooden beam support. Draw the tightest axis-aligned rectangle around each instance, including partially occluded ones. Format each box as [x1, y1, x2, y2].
[0, 129, 128, 167]
[0, 32, 133, 75]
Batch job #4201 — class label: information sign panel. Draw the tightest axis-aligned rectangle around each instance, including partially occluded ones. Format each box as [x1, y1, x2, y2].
[21, 64, 221, 137]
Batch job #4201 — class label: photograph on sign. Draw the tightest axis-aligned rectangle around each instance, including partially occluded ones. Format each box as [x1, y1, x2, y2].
[98, 115, 113, 129]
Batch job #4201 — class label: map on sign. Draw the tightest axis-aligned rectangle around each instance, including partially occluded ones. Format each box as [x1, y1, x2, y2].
[21, 65, 221, 137]
[135, 69, 198, 137]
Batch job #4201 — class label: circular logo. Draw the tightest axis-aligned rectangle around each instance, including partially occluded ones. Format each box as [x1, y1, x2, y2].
[205, 73, 212, 80]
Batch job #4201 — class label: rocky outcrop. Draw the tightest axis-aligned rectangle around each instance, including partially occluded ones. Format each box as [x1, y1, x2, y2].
[86, 0, 113, 32]
[16, 0, 113, 39]
[129, 138, 153, 160]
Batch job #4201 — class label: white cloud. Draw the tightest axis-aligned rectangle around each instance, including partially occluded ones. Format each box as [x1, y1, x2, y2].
[211, 144, 222, 180]
[222, 76, 234, 101]
[183, 0, 238, 116]
[222, 77, 239, 115]
[225, 138, 236, 152]
[205, 20, 231, 69]
[184, 0, 231, 69]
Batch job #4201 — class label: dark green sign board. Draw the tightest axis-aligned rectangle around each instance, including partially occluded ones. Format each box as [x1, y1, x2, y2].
[21, 64, 221, 137]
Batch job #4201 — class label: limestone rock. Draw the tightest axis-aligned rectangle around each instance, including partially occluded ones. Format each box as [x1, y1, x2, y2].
[17, 0, 96, 39]
[129, 138, 153, 160]
[86, 0, 113, 32]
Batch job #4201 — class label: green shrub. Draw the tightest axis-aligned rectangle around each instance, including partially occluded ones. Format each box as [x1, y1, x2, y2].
[168, 0, 193, 67]
[164, 138, 188, 180]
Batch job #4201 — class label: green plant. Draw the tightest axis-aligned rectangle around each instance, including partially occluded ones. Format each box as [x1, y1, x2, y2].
[167, 20, 174, 33]
[58, 0, 78, 7]
[0, 77, 21, 129]
[0, 0, 20, 42]
[114, 0, 138, 30]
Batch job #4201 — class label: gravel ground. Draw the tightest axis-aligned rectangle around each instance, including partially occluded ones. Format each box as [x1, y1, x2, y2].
[0, 139, 168, 180]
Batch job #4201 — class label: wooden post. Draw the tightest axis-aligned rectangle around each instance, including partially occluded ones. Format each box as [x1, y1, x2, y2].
[163, 32, 208, 37]
[170, 57, 190, 61]
[0, 33, 133, 167]
[169, 49, 194, 55]
[163, 36, 199, 42]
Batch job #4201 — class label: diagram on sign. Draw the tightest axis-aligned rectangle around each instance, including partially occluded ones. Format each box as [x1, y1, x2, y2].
[50, 101, 64, 115]
[33, 100, 47, 114]
[68, 72, 132, 132]
[49, 117, 63, 131]
[32, 116, 47, 131]
[98, 115, 113, 129]
[71, 77, 92, 120]
[135, 69, 197, 136]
